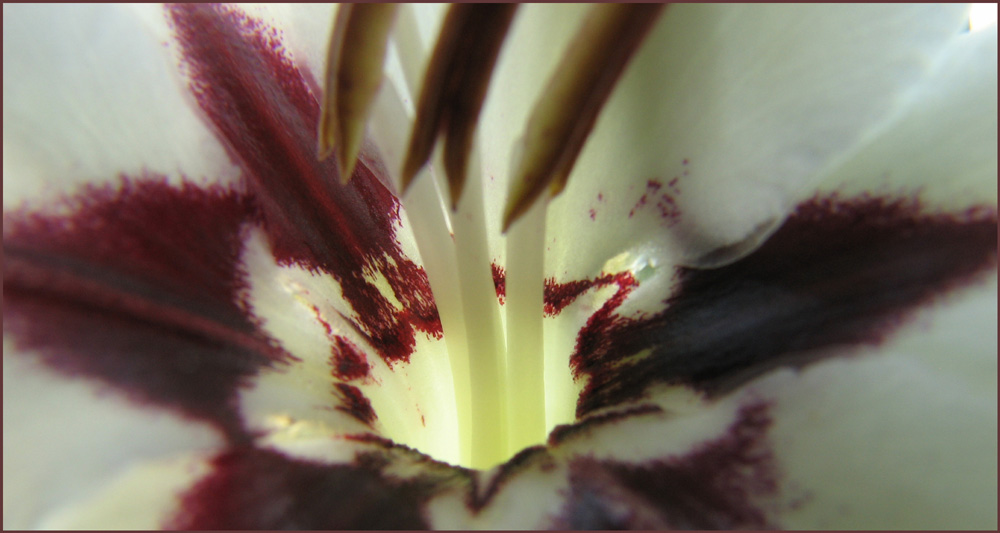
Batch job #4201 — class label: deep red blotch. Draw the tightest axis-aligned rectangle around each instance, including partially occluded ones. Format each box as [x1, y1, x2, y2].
[3, 176, 287, 441]
[168, 4, 440, 366]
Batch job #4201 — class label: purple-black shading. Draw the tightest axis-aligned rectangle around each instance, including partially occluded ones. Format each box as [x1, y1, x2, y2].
[3, 177, 286, 442]
[575, 195, 998, 416]
[554, 402, 776, 529]
[168, 4, 441, 366]
[169, 447, 431, 529]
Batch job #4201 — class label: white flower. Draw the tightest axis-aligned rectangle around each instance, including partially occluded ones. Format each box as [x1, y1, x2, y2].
[3, 4, 996, 529]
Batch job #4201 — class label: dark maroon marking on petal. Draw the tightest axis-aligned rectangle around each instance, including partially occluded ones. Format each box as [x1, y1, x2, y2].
[491, 262, 506, 305]
[574, 195, 998, 416]
[169, 446, 433, 529]
[167, 4, 441, 365]
[547, 404, 663, 446]
[544, 271, 637, 318]
[330, 335, 370, 381]
[3, 176, 288, 442]
[334, 383, 377, 426]
[554, 402, 777, 529]
[589, 208, 598, 220]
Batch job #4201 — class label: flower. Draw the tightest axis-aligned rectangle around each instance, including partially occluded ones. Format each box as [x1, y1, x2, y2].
[3, 3, 996, 529]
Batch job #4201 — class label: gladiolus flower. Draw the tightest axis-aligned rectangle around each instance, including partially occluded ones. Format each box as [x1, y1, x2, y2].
[3, 4, 996, 529]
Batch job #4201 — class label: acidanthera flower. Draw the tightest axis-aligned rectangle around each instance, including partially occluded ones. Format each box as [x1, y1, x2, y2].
[3, 3, 996, 529]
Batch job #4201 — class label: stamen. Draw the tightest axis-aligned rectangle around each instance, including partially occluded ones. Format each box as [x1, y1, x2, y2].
[400, 4, 518, 208]
[504, 199, 548, 453]
[449, 148, 509, 469]
[399, 170, 473, 464]
[502, 4, 665, 232]
[319, 4, 399, 182]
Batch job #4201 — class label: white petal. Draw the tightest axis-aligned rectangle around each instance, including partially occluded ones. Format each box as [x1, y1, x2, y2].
[2, 4, 239, 209]
[36, 453, 213, 530]
[530, 4, 970, 280]
[819, 24, 998, 209]
[754, 275, 997, 528]
[2, 349, 223, 529]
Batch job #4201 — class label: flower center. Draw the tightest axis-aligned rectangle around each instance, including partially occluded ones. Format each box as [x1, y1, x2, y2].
[397, 163, 574, 470]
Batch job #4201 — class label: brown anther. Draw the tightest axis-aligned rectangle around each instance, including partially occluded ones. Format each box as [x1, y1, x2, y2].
[502, 4, 665, 232]
[400, 4, 518, 208]
[319, 4, 399, 183]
